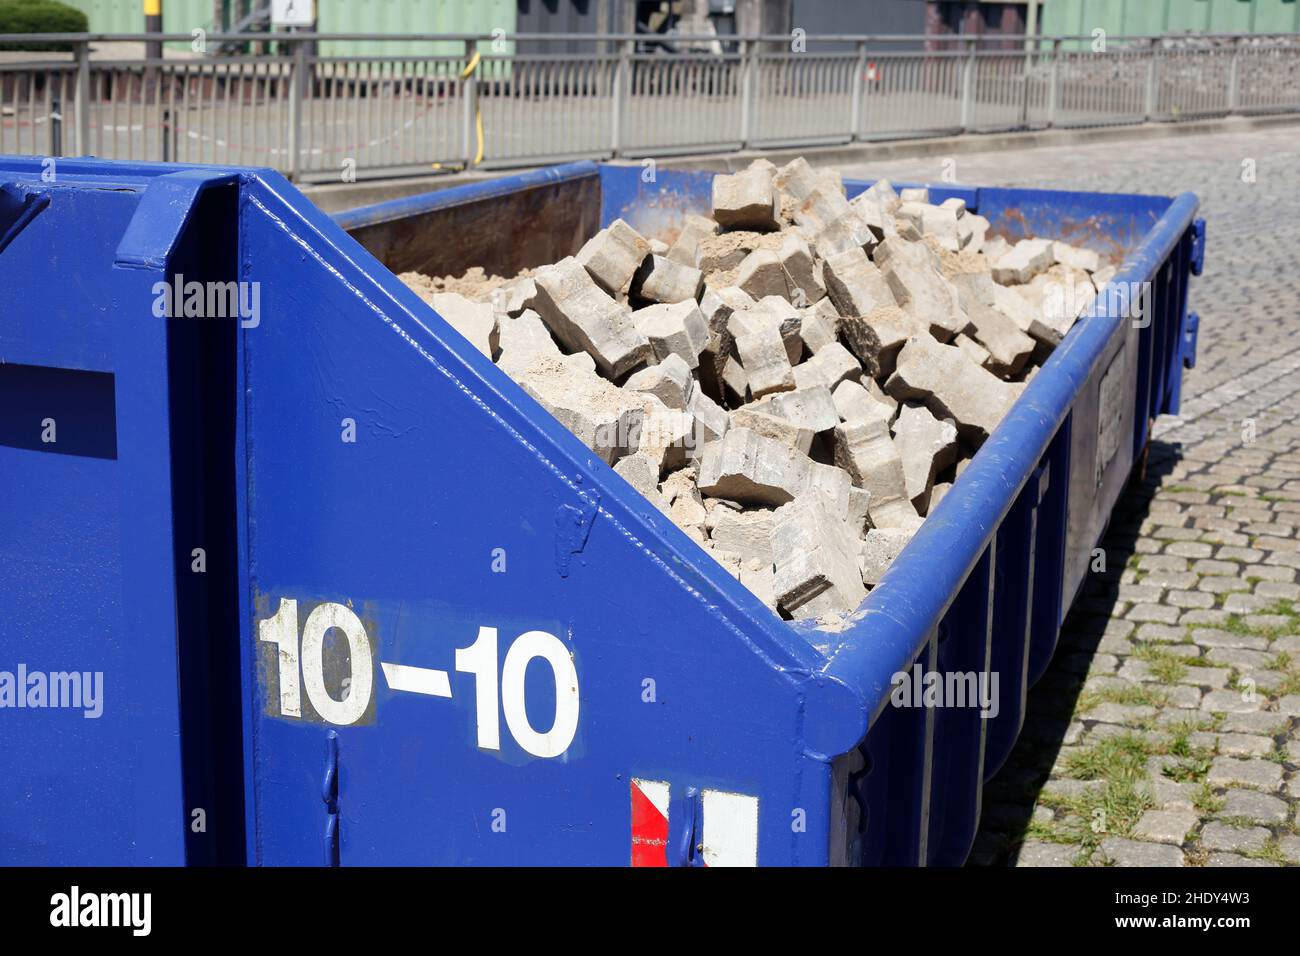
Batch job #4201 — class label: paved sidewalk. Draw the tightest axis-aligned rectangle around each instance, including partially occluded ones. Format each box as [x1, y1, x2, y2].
[841, 127, 1300, 867]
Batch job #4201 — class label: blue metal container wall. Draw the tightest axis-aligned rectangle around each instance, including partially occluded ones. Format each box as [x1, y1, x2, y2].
[336, 163, 1200, 866]
[0, 156, 1199, 865]
[0, 162, 199, 864]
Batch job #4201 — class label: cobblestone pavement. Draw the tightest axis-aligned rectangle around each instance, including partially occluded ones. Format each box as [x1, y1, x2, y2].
[840, 124, 1300, 867]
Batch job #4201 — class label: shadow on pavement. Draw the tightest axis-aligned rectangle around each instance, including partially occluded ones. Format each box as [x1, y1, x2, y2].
[968, 438, 1182, 866]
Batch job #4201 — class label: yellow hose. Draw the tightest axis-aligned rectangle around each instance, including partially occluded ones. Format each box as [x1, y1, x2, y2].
[433, 50, 484, 171]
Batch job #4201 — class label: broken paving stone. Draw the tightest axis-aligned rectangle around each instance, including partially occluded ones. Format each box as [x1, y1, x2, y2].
[688, 386, 729, 448]
[756, 385, 840, 435]
[613, 454, 670, 513]
[954, 333, 991, 368]
[964, 300, 1036, 375]
[991, 238, 1054, 285]
[667, 214, 717, 268]
[833, 418, 919, 530]
[734, 324, 796, 399]
[515, 354, 646, 464]
[721, 354, 749, 406]
[736, 248, 792, 302]
[873, 237, 969, 342]
[778, 232, 826, 305]
[489, 276, 537, 318]
[633, 300, 710, 369]
[496, 308, 562, 371]
[731, 405, 814, 455]
[799, 298, 839, 353]
[634, 398, 696, 475]
[958, 213, 989, 255]
[886, 335, 1018, 442]
[1026, 268, 1097, 345]
[1052, 240, 1100, 274]
[772, 157, 840, 205]
[661, 467, 707, 530]
[832, 379, 893, 426]
[822, 247, 896, 322]
[860, 528, 915, 586]
[837, 313, 885, 378]
[801, 460, 854, 526]
[947, 266, 998, 314]
[712, 169, 778, 231]
[532, 257, 652, 379]
[898, 201, 963, 252]
[861, 304, 923, 378]
[696, 286, 747, 401]
[846, 486, 871, 537]
[898, 186, 929, 204]
[624, 352, 694, 409]
[738, 559, 778, 610]
[698, 231, 778, 273]
[706, 507, 776, 563]
[430, 292, 499, 359]
[632, 254, 704, 304]
[748, 295, 804, 365]
[697, 426, 811, 506]
[891, 403, 958, 513]
[771, 496, 866, 620]
[792, 341, 862, 392]
[576, 218, 651, 296]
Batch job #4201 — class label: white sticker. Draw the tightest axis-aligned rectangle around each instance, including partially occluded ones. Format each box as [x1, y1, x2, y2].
[1097, 344, 1126, 485]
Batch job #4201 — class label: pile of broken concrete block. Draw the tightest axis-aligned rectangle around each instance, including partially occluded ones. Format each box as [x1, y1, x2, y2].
[400, 157, 1112, 625]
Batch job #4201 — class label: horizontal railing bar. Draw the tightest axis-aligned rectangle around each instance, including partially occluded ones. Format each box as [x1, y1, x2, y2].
[3, 31, 1300, 44]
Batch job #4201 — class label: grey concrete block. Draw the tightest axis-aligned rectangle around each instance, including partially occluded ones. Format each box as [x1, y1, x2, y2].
[697, 426, 811, 506]
[576, 218, 651, 296]
[532, 257, 653, 378]
[632, 254, 704, 304]
[514, 354, 647, 464]
[712, 169, 778, 230]
[873, 237, 969, 342]
[891, 403, 958, 513]
[771, 496, 867, 620]
[886, 335, 1019, 442]
[624, 352, 694, 409]
[992, 238, 1054, 285]
[860, 528, 915, 586]
[793, 341, 862, 392]
[734, 324, 796, 398]
[430, 291, 499, 359]
[633, 300, 710, 370]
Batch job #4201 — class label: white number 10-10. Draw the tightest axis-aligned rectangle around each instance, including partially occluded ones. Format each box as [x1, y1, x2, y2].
[259, 599, 580, 759]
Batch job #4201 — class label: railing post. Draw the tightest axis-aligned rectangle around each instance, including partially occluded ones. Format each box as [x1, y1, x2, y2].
[959, 38, 977, 132]
[74, 39, 90, 155]
[739, 39, 755, 148]
[286, 37, 305, 180]
[611, 39, 629, 157]
[1144, 43, 1160, 121]
[849, 39, 866, 142]
[1018, 36, 1033, 128]
[1227, 37, 1241, 114]
[462, 38, 479, 167]
[1047, 38, 1060, 128]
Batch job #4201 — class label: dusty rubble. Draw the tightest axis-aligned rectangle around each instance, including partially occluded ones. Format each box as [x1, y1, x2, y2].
[401, 157, 1111, 625]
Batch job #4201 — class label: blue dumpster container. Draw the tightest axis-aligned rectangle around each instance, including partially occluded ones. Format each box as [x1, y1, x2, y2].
[0, 157, 1201, 866]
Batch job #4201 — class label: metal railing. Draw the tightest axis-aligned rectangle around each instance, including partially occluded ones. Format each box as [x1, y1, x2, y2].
[2, 32, 1298, 182]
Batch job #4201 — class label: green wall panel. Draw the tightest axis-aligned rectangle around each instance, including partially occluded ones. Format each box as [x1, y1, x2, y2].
[316, 0, 517, 57]
[1042, 0, 1299, 37]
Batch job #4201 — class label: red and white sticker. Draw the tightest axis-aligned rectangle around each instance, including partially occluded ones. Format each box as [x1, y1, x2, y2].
[630, 779, 759, 867]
